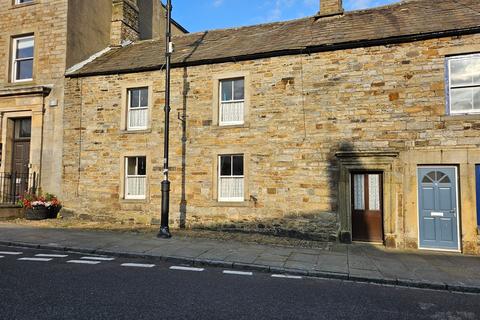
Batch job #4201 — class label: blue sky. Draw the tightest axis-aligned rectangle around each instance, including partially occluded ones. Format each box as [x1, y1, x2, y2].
[171, 0, 400, 33]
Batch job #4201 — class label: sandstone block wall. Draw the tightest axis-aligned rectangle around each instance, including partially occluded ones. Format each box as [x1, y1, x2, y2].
[64, 33, 480, 252]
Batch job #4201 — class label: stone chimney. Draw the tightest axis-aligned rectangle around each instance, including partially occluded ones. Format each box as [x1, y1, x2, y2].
[318, 0, 344, 17]
[110, 0, 140, 46]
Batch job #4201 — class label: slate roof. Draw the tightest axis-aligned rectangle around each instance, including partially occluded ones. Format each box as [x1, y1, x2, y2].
[67, 0, 480, 77]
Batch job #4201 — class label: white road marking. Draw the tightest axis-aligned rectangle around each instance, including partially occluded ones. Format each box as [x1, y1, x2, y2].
[223, 270, 253, 276]
[35, 254, 69, 258]
[121, 263, 155, 268]
[0, 256, 4, 259]
[170, 266, 204, 272]
[0, 251, 22, 255]
[80, 257, 115, 261]
[67, 260, 101, 265]
[271, 274, 303, 279]
[18, 257, 52, 262]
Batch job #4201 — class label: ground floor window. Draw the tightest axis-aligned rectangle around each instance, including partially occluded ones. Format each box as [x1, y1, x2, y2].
[125, 156, 146, 199]
[218, 154, 244, 202]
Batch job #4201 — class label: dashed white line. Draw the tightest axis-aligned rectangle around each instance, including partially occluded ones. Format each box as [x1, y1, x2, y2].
[35, 254, 69, 258]
[80, 256, 115, 261]
[121, 263, 156, 268]
[223, 270, 253, 276]
[170, 266, 205, 272]
[0, 256, 4, 259]
[18, 257, 52, 262]
[0, 251, 23, 255]
[271, 274, 303, 279]
[67, 260, 101, 265]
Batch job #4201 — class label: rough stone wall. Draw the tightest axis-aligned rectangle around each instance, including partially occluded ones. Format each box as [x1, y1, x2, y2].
[0, 0, 69, 196]
[64, 34, 480, 247]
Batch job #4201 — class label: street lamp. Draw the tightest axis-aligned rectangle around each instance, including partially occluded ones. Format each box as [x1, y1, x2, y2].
[157, 0, 173, 239]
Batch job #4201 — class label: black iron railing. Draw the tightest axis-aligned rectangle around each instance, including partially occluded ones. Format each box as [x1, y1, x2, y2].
[0, 172, 38, 205]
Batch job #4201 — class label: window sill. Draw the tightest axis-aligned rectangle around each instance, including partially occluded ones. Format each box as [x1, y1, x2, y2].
[119, 129, 152, 134]
[10, 2, 37, 9]
[214, 201, 250, 207]
[5, 80, 36, 87]
[214, 123, 250, 130]
[120, 198, 148, 204]
[441, 114, 480, 121]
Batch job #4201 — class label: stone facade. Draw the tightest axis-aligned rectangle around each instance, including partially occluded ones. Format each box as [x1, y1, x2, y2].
[64, 31, 480, 253]
[0, 0, 186, 197]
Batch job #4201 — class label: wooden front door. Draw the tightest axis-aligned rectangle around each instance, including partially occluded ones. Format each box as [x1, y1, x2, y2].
[351, 172, 384, 242]
[11, 118, 31, 174]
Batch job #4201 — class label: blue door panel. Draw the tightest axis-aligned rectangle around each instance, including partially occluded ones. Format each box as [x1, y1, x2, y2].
[440, 218, 454, 242]
[418, 167, 458, 250]
[423, 218, 436, 240]
[422, 187, 435, 209]
[439, 188, 453, 210]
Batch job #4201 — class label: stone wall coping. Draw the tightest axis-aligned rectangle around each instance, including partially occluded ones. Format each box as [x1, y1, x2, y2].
[0, 85, 52, 98]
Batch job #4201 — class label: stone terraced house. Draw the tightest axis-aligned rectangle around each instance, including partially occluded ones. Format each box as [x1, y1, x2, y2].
[0, 0, 185, 215]
[64, 0, 480, 254]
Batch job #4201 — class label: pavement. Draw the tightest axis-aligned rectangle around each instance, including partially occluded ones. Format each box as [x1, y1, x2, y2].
[0, 222, 479, 293]
[1, 245, 479, 320]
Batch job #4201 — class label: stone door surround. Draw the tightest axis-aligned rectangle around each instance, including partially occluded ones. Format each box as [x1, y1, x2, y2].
[336, 150, 399, 246]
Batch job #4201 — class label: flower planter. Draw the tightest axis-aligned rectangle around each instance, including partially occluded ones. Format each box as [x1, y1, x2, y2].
[48, 205, 62, 219]
[25, 206, 50, 220]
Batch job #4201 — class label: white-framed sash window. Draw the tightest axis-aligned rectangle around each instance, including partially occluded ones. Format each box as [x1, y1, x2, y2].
[125, 156, 147, 199]
[127, 87, 149, 130]
[218, 154, 244, 202]
[447, 53, 480, 115]
[220, 78, 244, 125]
[15, 0, 34, 4]
[12, 35, 34, 82]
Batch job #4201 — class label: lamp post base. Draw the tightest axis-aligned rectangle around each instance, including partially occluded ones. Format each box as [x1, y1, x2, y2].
[157, 226, 172, 239]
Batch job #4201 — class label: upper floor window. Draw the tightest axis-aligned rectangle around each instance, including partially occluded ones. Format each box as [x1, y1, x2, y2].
[125, 156, 147, 199]
[12, 35, 34, 83]
[218, 154, 244, 202]
[220, 78, 244, 126]
[127, 87, 149, 130]
[15, 0, 34, 4]
[447, 54, 480, 115]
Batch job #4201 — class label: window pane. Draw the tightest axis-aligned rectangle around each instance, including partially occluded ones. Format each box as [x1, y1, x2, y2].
[139, 88, 148, 107]
[16, 59, 33, 80]
[233, 79, 244, 100]
[16, 38, 34, 59]
[450, 59, 472, 87]
[353, 174, 365, 210]
[221, 80, 233, 102]
[138, 157, 146, 175]
[127, 158, 137, 175]
[130, 89, 140, 108]
[451, 88, 473, 112]
[232, 155, 244, 176]
[19, 119, 31, 138]
[474, 88, 480, 111]
[220, 156, 232, 176]
[368, 175, 381, 211]
[471, 57, 480, 85]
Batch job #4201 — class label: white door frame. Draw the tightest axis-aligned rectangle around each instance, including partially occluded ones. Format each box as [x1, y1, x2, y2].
[417, 166, 461, 253]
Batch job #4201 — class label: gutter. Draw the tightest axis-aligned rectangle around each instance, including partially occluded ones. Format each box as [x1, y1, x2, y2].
[66, 26, 480, 78]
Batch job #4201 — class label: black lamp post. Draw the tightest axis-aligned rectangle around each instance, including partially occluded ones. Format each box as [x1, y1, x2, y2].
[157, 0, 173, 239]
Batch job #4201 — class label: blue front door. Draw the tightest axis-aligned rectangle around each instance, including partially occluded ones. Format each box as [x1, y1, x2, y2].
[418, 167, 459, 251]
